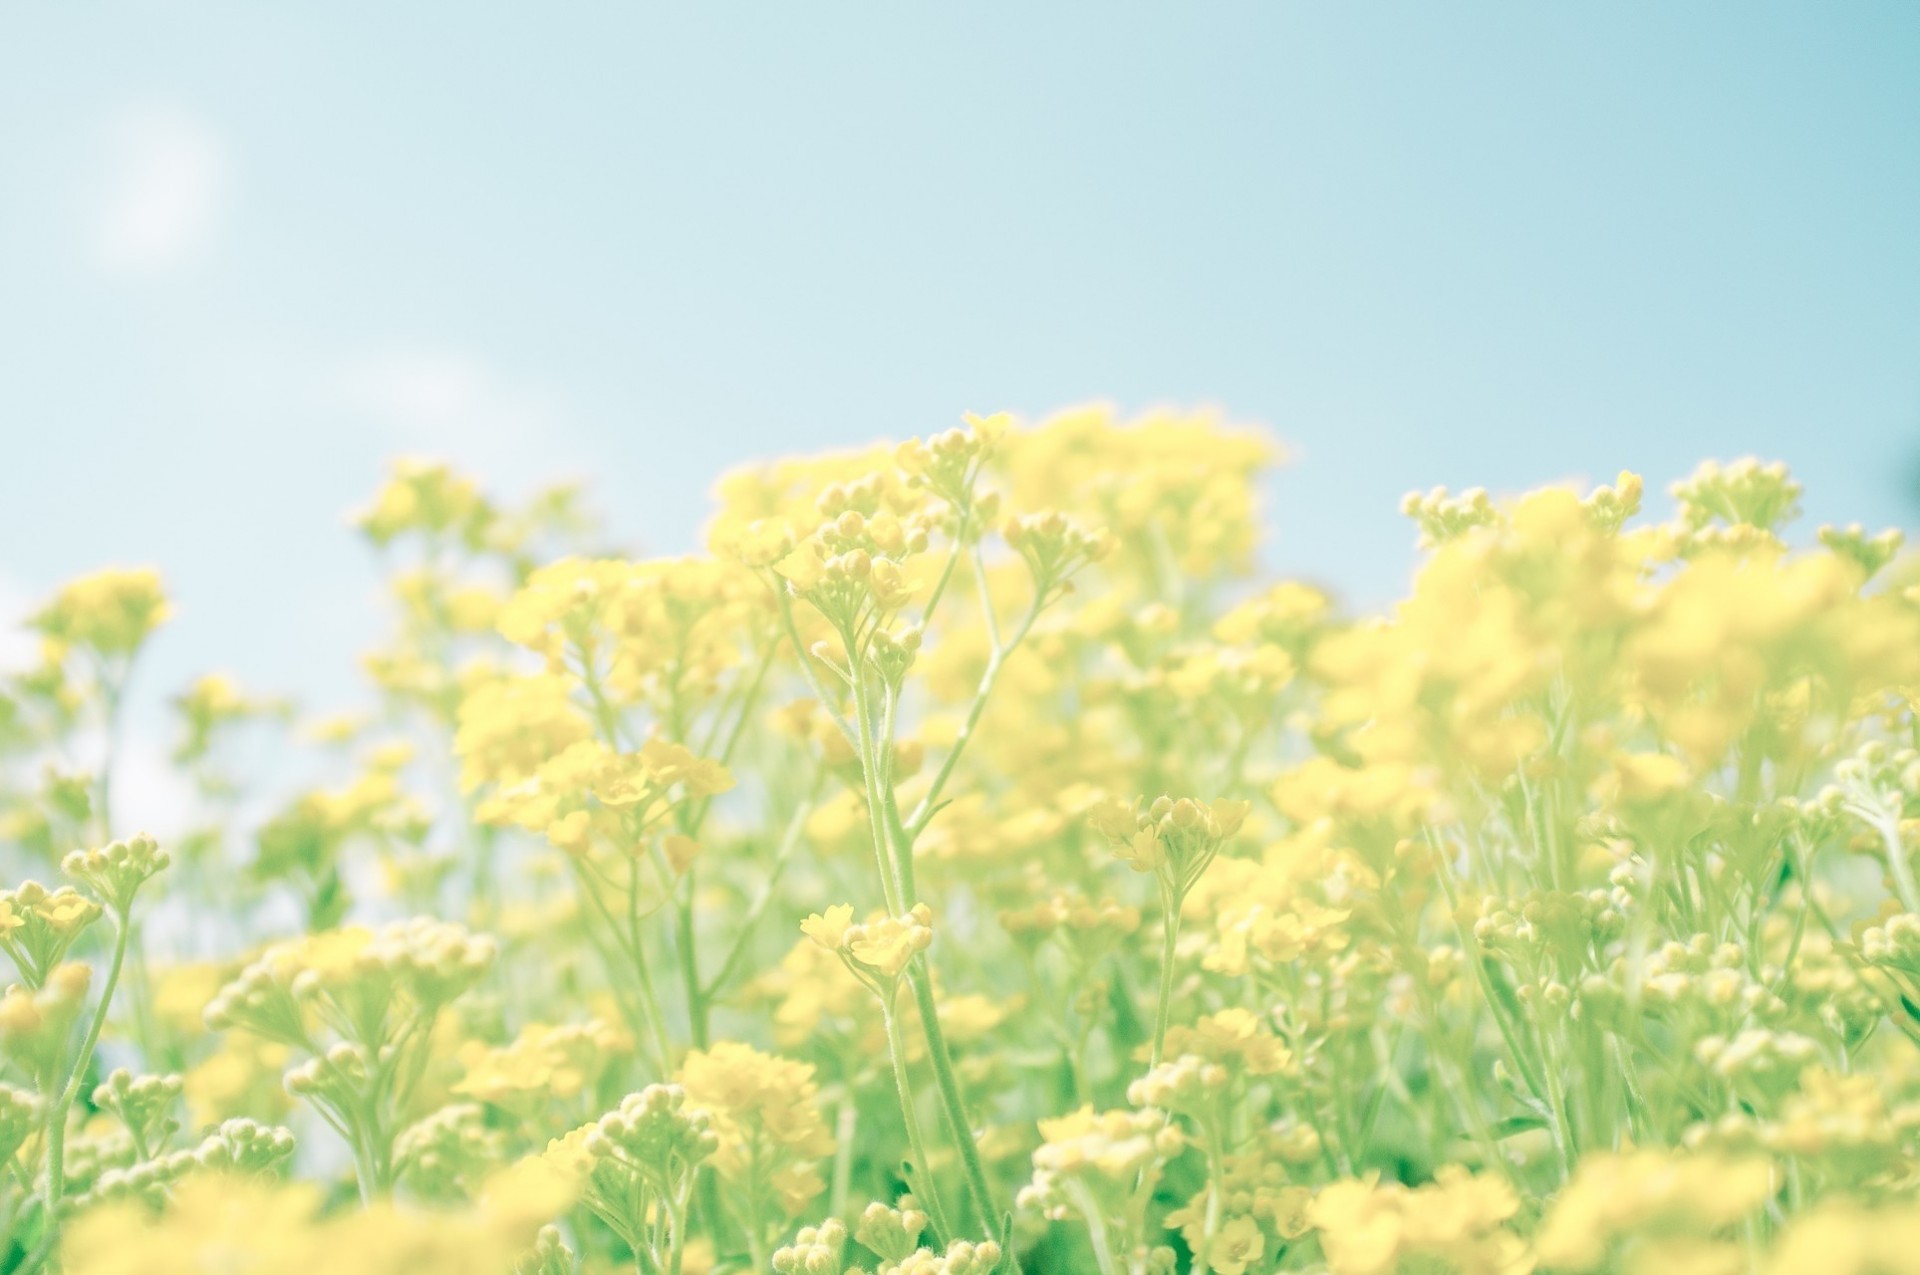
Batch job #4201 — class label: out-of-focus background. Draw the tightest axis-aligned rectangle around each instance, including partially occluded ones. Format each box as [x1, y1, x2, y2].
[3, 4, 1917, 734]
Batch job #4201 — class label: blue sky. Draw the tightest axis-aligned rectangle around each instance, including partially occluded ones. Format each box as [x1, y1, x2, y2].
[2, 3, 1918, 746]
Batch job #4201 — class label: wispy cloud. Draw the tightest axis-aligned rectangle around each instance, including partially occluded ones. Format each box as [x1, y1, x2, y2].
[93, 103, 230, 274]
[0, 570, 41, 674]
[337, 348, 585, 480]
[109, 728, 195, 841]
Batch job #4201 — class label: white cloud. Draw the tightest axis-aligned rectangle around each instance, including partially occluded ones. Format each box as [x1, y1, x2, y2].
[337, 349, 585, 480]
[0, 570, 40, 674]
[110, 729, 197, 842]
[94, 103, 230, 274]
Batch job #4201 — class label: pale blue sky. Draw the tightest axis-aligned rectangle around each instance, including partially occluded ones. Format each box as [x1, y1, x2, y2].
[3, 3, 1918, 736]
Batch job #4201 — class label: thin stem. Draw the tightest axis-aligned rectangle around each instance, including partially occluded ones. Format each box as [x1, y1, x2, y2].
[348, 1109, 381, 1207]
[1430, 831, 1552, 1104]
[1063, 1179, 1120, 1275]
[630, 939, 673, 1071]
[573, 865, 671, 1074]
[829, 1088, 858, 1225]
[703, 802, 810, 1000]
[666, 1188, 690, 1275]
[1531, 1014, 1580, 1178]
[971, 546, 1004, 653]
[36, 911, 132, 1268]
[840, 563, 1021, 1263]
[882, 997, 955, 1241]
[675, 890, 707, 1050]
[686, 639, 778, 833]
[1415, 968, 1511, 1181]
[919, 506, 974, 622]
[906, 592, 1044, 839]
[1878, 814, 1920, 915]
[850, 665, 906, 916]
[743, 1162, 770, 1274]
[1150, 880, 1180, 1069]
[774, 586, 858, 749]
[578, 654, 630, 751]
[1193, 1125, 1228, 1275]
[907, 960, 996, 1236]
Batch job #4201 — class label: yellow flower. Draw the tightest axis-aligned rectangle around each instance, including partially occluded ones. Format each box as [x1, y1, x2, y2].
[1535, 1149, 1772, 1272]
[545, 810, 592, 856]
[1594, 751, 1692, 803]
[1206, 1215, 1266, 1275]
[454, 673, 592, 793]
[455, 1020, 631, 1110]
[677, 1042, 833, 1216]
[30, 567, 171, 658]
[62, 1160, 570, 1275]
[846, 911, 931, 979]
[998, 404, 1278, 581]
[752, 938, 868, 1048]
[1162, 1007, 1292, 1075]
[800, 905, 855, 951]
[1766, 1202, 1920, 1275]
[637, 737, 735, 797]
[1307, 1169, 1526, 1275]
[773, 544, 826, 592]
[802, 905, 932, 983]
[662, 833, 700, 874]
[353, 458, 492, 547]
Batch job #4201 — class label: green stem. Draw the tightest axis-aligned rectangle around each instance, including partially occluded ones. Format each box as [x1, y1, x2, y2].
[1193, 1125, 1228, 1275]
[1150, 881, 1180, 1069]
[630, 940, 673, 1071]
[743, 1164, 770, 1273]
[686, 639, 777, 834]
[1879, 815, 1920, 915]
[907, 960, 996, 1236]
[675, 889, 707, 1050]
[573, 865, 670, 1073]
[919, 505, 975, 622]
[774, 586, 858, 749]
[36, 912, 132, 1266]
[703, 801, 810, 1001]
[348, 1104, 381, 1207]
[1531, 1016, 1579, 1178]
[849, 663, 906, 916]
[1416, 973, 1511, 1180]
[882, 997, 955, 1242]
[879, 684, 918, 903]
[829, 1087, 858, 1224]
[1430, 832, 1553, 1104]
[841, 569, 1023, 1264]
[971, 545, 1004, 652]
[666, 1189, 689, 1275]
[1063, 1179, 1120, 1275]
[905, 595, 1043, 839]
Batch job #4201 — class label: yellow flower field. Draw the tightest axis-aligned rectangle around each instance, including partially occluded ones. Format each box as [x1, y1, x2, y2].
[2, 405, 1918, 1274]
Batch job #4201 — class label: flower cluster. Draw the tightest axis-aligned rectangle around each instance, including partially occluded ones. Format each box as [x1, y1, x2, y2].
[10, 415, 1920, 1273]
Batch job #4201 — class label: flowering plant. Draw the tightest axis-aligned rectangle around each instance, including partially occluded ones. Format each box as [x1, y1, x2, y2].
[1, 415, 1917, 1275]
